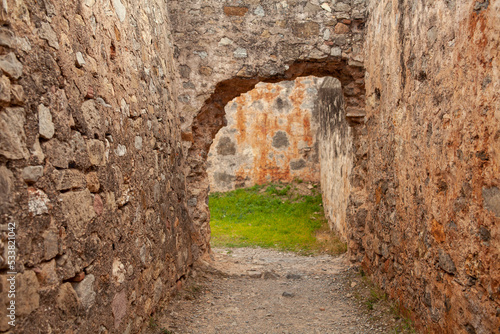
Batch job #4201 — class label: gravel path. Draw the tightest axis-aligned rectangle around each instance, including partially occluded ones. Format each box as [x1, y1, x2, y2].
[155, 248, 410, 334]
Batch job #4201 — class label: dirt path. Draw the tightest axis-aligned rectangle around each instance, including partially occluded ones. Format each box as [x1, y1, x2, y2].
[153, 248, 413, 334]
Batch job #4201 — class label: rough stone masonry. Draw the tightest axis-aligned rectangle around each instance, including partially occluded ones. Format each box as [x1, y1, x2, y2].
[207, 77, 322, 192]
[0, 0, 498, 333]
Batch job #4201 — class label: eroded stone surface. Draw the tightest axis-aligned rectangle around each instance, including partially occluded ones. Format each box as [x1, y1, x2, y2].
[207, 77, 321, 192]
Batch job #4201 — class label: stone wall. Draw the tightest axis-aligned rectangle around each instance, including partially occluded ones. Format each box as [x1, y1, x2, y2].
[352, 0, 500, 332]
[0, 0, 194, 332]
[207, 77, 321, 193]
[169, 0, 367, 254]
[316, 77, 356, 242]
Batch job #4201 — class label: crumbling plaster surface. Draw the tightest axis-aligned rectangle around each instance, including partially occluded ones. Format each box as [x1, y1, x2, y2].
[355, 0, 500, 332]
[207, 77, 322, 193]
[0, 0, 194, 332]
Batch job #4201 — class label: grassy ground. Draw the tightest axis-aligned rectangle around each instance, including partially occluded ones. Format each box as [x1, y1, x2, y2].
[209, 182, 346, 255]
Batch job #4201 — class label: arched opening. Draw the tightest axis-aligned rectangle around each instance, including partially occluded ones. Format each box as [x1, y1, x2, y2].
[183, 58, 366, 257]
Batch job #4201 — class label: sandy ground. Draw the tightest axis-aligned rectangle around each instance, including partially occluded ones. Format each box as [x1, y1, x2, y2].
[153, 247, 412, 334]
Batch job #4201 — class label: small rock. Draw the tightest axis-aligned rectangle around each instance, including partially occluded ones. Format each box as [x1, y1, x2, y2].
[0, 52, 23, 79]
[75, 52, 86, 67]
[323, 28, 331, 41]
[0, 28, 14, 48]
[0, 166, 13, 210]
[87, 139, 106, 166]
[28, 187, 50, 215]
[234, 47, 248, 58]
[134, 136, 142, 150]
[35, 259, 58, 285]
[56, 283, 80, 314]
[86, 172, 100, 192]
[22, 166, 44, 183]
[94, 194, 103, 216]
[112, 258, 126, 285]
[112, 290, 128, 328]
[321, 3, 332, 12]
[60, 189, 95, 237]
[331, 47, 342, 57]
[17, 271, 40, 316]
[282, 291, 295, 298]
[351, 281, 357, 287]
[54, 169, 86, 191]
[43, 227, 58, 260]
[263, 271, 279, 279]
[218, 37, 233, 46]
[115, 144, 127, 157]
[334, 22, 350, 34]
[286, 273, 302, 279]
[193, 50, 208, 59]
[111, 0, 126, 22]
[438, 249, 456, 274]
[69, 272, 86, 282]
[72, 274, 96, 310]
[319, 307, 326, 311]
[10, 84, 24, 105]
[38, 104, 55, 139]
[254, 5, 265, 16]
[44, 138, 72, 168]
[247, 270, 262, 278]
[0, 75, 11, 102]
[38, 22, 59, 49]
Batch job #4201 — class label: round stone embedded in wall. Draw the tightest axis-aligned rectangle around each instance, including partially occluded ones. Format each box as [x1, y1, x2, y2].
[272, 131, 290, 150]
[216, 137, 236, 156]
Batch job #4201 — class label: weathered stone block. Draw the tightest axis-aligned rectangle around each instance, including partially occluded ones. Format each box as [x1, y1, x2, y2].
[87, 139, 106, 166]
[112, 290, 127, 329]
[86, 171, 100, 192]
[0, 52, 23, 79]
[0, 75, 10, 103]
[438, 249, 456, 274]
[10, 84, 24, 105]
[17, 271, 40, 316]
[22, 165, 44, 183]
[38, 104, 55, 139]
[60, 189, 96, 238]
[292, 22, 320, 38]
[56, 283, 80, 314]
[44, 139, 72, 168]
[38, 22, 59, 49]
[0, 166, 13, 210]
[0, 107, 28, 160]
[54, 169, 86, 191]
[36, 259, 59, 286]
[43, 227, 59, 260]
[81, 100, 102, 138]
[72, 274, 96, 311]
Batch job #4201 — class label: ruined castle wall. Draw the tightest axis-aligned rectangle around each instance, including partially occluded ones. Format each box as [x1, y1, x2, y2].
[207, 77, 321, 193]
[355, 0, 500, 332]
[169, 0, 366, 252]
[316, 77, 353, 241]
[0, 0, 194, 332]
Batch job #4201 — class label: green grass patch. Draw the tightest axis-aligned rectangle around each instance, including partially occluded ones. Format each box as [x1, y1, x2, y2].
[209, 183, 346, 255]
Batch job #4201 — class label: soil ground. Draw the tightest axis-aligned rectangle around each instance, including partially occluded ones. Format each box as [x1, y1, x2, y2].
[151, 247, 415, 334]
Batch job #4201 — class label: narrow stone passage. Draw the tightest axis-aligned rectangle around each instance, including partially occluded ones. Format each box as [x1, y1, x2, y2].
[154, 248, 407, 334]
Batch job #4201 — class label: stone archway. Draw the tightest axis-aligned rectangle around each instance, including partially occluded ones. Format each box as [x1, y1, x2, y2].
[184, 59, 366, 255]
[168, 0, 368, 255]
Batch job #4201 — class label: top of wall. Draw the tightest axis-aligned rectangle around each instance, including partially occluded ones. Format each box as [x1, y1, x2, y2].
[168, 0, 367, 137]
